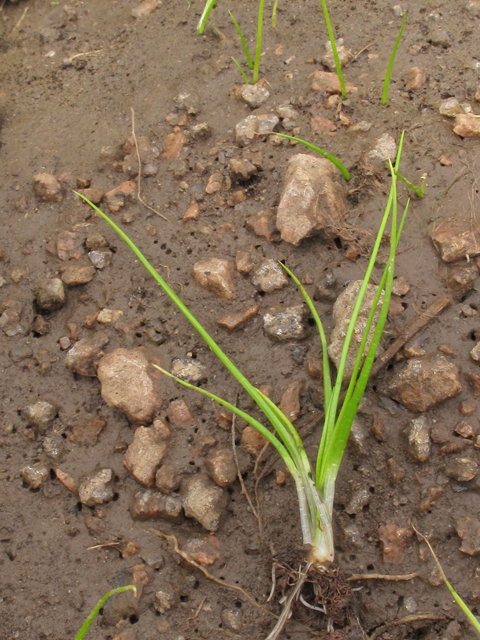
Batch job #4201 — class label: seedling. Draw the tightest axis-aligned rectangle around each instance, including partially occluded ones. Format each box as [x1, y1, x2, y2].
[197, 0, 218, 34]
[318, 0, 347, 100]
[272, 0, 279, 29]
[395, 169, 424, 198]
[75, 131, 408, 635]
[74, 586, 137, 640]
[274, 132, 351, 181]
[228, 0, 265, 84]
[382, 10, 406, 105]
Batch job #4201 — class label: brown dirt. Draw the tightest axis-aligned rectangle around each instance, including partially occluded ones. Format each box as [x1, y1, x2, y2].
[1, 1, 480, 639]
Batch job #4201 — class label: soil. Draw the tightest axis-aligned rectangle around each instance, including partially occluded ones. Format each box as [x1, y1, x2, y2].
[1, 1, 480, 639]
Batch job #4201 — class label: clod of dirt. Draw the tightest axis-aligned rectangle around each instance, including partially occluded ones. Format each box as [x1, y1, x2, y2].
[97, 347, 163, 423]
[167, 399, 196, 429]
[65, 331, 109, 377]
[124, 420, 171, 487]
[131, 0, 160, 18]
[381, 355, 462, 412]
[88, 249, 112, 270]
[33, 173, 63, 203]
[446, 263, 478, 299]
[408, 415, 431, 462]
[277, 104, 299, 130]
[205, 448, 238, 487]
[216, 304, 258, 331]
[432, 217, 480, 263]
[182, 475, 229, 531]
[263, 304, 309, 341]
[222, 608, 243, 632]
[35, 278, 65, 312]
[439, 97, 465, 118]
[20, 463, 50, 489]
[182, 535, 223, 565]
[378, 523, 413, 565]
[276, 154, 345, 246]
[23, 399, 57, 433]
[328, 281, 383, 380]
[345, 488, 370, 515]
[339, 522, 364, 550]
[453, 514, 480, 555]
[156, 461, 182, 494]
[406, 66, 426, 90]
[154, 587, 177, 614]
[251, 259, 288, 293]
[235, 114, 279, 146]
[60, 263, 96, 287]
[240, 84, 270, 108]
[445, 457, 478, 482]
[322, 42, 353, 71]
[69, 414, 106, 446]
[241, 425, 267, 455]
[453, 113, 480, 137]
[367, 133, 398, 167]
[171, 357, 207, 384]
[230, 158, 257, 180]
[78, 468, 115, 507]
[129, 489, 183, 522]
[279, 379, 305, 422]
[387, 458, 406, 484]
[311, 70, 356, 95]
[192, 258, 236, 300]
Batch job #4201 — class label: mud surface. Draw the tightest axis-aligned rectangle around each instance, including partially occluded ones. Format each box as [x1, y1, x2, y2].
[1, 1, 480, 639]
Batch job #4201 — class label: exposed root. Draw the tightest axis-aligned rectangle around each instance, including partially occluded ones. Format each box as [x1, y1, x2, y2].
[368, 612, 447, 640]
[347, 572, 420, 582]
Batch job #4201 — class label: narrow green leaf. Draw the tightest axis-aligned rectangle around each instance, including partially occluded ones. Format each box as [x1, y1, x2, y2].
[272, 0, 279, 29]
[318, 0, 347, 100]
[274, 133, 351, 181]
[198, 0, 218, 34]
[231, 57, 250, 84]
[395, 170, 424, 198]
[382, 10, 406, 105]
[75, 586, 137, 640]
[229, 12, 253, 69]
[253, 0, 265, 84]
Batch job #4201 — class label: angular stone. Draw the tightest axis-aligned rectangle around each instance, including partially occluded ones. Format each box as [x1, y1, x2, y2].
[222, 609, 243, 632]
[168, 399, 196, 428]
[192, 258, 236, 300]
[35, 278, 65, 312]
[60, 264, 96, 287]
[55, 468, 78, 494]
[345, 488, 370, 515]
[277, 104, 299, 130]
[65, 331, 109, 377]
[279, 379, 305, 422]
[408, 416, 431, 462]
[445, 458, 478, 482]
[368, 133, 397, 165]
[454, 114, 480, 138]
[235, 114, 279, 147]
[97, 348, 163, 424]
[241, 426, 267, 455]
[328, 281, 383, 380]
[251, 259, 288, 293]
[33, 173, 63, 203]
[129, 489, 183, 522]
[78, 468, 114, 507]
[322, 45, 353, 71]
[235, 250, 254, 274]
[182, 475, 228, 531]
[217, 305, 258, 331]
[382, 355, 462, 412]
[69, 415, 106, 446]
[21, 463, 50, 489]
[406, 67, 426, 90]
[57, 230, 84, 261]
[311, 70, 356, 94]
[230, 158, 257, 181]
[205, 448, 237, 487]
[446, 264, 478, 299]
[439, 98, 464, 118]
[310, 115, 337, 133]
[239, 84, 270, 108]
[263, 304, 308, 341]
[182, 535, 223, 565]
[454, 515, 480, 555]
[171, 357, 207, 384]
[0, 299, 25, 337]
[88, 250, 113, 270]
[349, 418, 369, 456]
[246, 210, 278, 240]
[124, 421, 170, 487]
[378, 523, 412, 565]
[97, 309, 123, 324]
[205, 173, 223, 194]
[190, 122, 212, 140]
[156, 462, 182, 494]
[23, 400, 57, 434]
[276, 154, 345, 246]
[431, 219, 480, 262]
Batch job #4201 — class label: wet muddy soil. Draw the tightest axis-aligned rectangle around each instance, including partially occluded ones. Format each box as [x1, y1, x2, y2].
[1, 1, 480, 639]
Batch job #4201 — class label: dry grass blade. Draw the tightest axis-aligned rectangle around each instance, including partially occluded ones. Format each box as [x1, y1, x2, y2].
[348, 572, 419, 582]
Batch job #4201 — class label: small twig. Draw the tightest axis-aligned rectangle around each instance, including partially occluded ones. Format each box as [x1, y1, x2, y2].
[231, 398, 260, 526]
[368, 613, 447, 640]
[267, 562, 277, 603]
[149, 528, 275, 617]
[348, 572, 420, 582]
[130, 107, 169, 221]
[67, 49, 103, 63]
[352, 40, 376, 62]
[372, 295, 451, 376]
[87, 542, 122, 551]
[11, 5, 27, 32]
[186, 595, 207, 629]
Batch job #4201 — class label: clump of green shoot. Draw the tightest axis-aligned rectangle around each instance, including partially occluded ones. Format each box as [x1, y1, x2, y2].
[74, 586, 136, 640]
[76, 131, 408, 634]
[318, 0, 347, 100]
[382, 10, 406, 105]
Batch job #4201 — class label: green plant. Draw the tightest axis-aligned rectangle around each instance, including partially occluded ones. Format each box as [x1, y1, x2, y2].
[318, 0, 347, 100]
[75, 131, 407, 633]
[395, 169, 424, 198]
[272, 0, 279, 29]
[197, 0, 218, 34]
[229, 11, 253, 69]
[74, 586, 136, 640]
[274, 133, 351, 181]
[228, 0, 265, 84]
[382, 10, 406, 105]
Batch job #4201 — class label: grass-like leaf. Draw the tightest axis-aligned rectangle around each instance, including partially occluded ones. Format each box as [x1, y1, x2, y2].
[272, 0, 279, 29]
[382, 10, 406, 105]
[253, 0, 265, 84]
[197, 0, 218, 34]
[229, 12, 253, 69]
[318, 0, 347, 100]
[231, 56, 250, 84]
[395, 170, 424, 198]
[75, 586, 137, 640]
[274, 133, 351, 181]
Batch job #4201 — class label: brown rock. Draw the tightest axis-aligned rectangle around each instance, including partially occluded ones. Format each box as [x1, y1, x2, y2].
[192, 258, 236, 300]
[162, 131, 187, 160]
[345, 488, 370, 515]
[392, 276, 411, 296]
[78, 468, 114, 507]
[263, 304, 309, 342]
[306, 355, 322, 379]
[21, 463, 50, 489]
[182, 475, 228, 531]
[182, 535, 223, 565]
[85, 232, 109, 250]
[245, 210, 278, 240]
[217, 305, 258, 331]
[252, 259, 288, 293]
[235, 250, 254, 274]
[311, 70, 356, 95]
[469, 373, 480, 396]
[446, 264, 478, 299]
[382, 355, 462, 412]
[230, 158, 257, 180]
[131, 0, 160, 17]
[156, 461, 182, 494]
[454, 515, 480, 555]
[81, 188, 104, 204]
[279, 380, 305, 422]
[124, 421, 170, 487]
[387, 458, 406, 484]
[60, 264, 96, 287]
[455, 419, 475, 437]
[57, 230, 84, 261]
[216, 408, 233, 431]
[69, 415, 106, 446]
[276, 154, 345, 246]
[242, 426, 267, 455]
[418, 485, 445, 512]
[129, 489, 183, 522]
[0, 300, 25, 337]
[168, 399, 196, 429]
[205, 173, 223, 194]
[171, 357, 207, 384]
[205, 448, 237, 487]
[35, 278, 65, 312]
[408, 416, 431, 462]
[183, 201, 200, 221]
[371, 411, 387, 442]
[55, 468, 78, 494]
[23, 400, 57, 433]
[310, 115, 337, 133]
[97, 347, 163, 424]
[33, 173, 63, 203]
[406, 67, 426, 90]
[378, 523, 412, 565]
[65, 331, 109, 377]
[445, 457, 478, 482]
[453, 114, 480, 138]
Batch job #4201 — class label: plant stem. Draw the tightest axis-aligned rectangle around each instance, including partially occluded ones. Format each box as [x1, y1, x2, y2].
[231, 56, 250, 84]
[75, 586, 137, 640]
[272, 0, 279, 29]
[197, 0, 218, 34]
[229, 12, 253, 69]
[382, 10, 406, 105]
[274, 133, 350, 181]
[395, 170, 424, 198]
[253, 0, 265, 84]
[318, 0, 347, 99]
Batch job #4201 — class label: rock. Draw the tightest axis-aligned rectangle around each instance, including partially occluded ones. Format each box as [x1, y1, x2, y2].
[311, 70, 356, 94]
[205, 173, 223, 194]
[217, 305, 258, 331]
[447, 264, 478, 298]
[387, 458, 406, 484]
[97, 348, 163, 423]
[131, 0, 160, 17]
[183, 201, 200, 221]
[306, 354, 323, 379]
[101, 586, 138, 626]
[418, 485, 445, 513]
[428, 26, 451, 47]
[192, 258, 236, 300]
[154, 588, 177, 614]
[251, 259, 288, 293]
[222, 609, 243, 632]
[321, 43, 353, 71]
[60, 264, 96, 287]
[21, 463, 49, 489]
[88, 249, 113, 270]
[35, 278, 65, 312]
[430, 219, 480, 262]
[276, 154, 345, 246]
[471, 343, 480, 362]
[182, 535, 223, 565]
[171, 357, 207, 384]
[445, 458, 478, 482]
[349, 418, 369, 456]
[55, 468, 78, 494]
[263, 304, 308, 341]
[23, 400, 57, 433]
[205, 448, 237, 487]
[174, 90, 200, 115]
[368, 133, 397, 165]
[454, 113, 480, 138]
[406, 67, 426, 90]
[168, 399, 196, 428]
[78, 468, 114, 507]
[441, 621, 462, 640]
[279, 380, 305, 422]
[66, 331, 109, 377]
[235, 114, 279, 146]
[0, 300, 25, 337]
[69, 415, 106, 446]
[156, 462, 182, 494]
[382, 355, 462, 412]
[44, 438, 64, 462]
[351, 121, 372, 132]
[241, 426, 267, 455]
[124, 420, 170, 487]
[378, 523, 412, 565]
[240, 84, 270, 108]
[245, 210, 277, 240]
[277, 104, 299, 130]
[345, 488, 370, 515]
[182, 475, 228, 531]
[392, 276, 411, 296]
[230, 158, 257, 180]
[56, 230, 84, 261]
[236, 250, 254, 274]
[328, 281, 383, 380]
[453, 515, 480, 555]
[439, 98, 464, 118]
[310, 115, 337, 133]
[33, 173, 63, 203]
[408, 416, 431, 462]
[129, 489, 183, 522]
[97, 309, 123, 324]
[190, 122, 212, 140]
[339, 523, 364, 550]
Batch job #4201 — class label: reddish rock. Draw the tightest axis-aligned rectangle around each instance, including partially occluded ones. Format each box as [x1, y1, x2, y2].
[235, 250, 254, 274]
[310, 115, 337, 133]
[182, 475, 228, 531]
[131, 0, 160, 17]
[124, 420, 170, 486]
[55, 468, 78, 494]
[378, 523, 412, 565]
[129, 489, 183, 522]
[431, 219, 480, 262]
[57, 230, 84, 261]
[242, 426, 267, 456]
[162, 131, 187, 160]
[311, 70, 356, 95]
[279, 379, 305, 422]
[183, 201, 200, 221]
[65, 331, 109, 377]
[229, 158, 257, 180]
[182, 535, 223, 565]
[78, 468, 114, 507]
[192, 258, 236, 300]
[205, 448, 237, 487]
[167, 399, 196, 428]
[69, 415, 106, 446]
[217, 305, 258, 331]
[406, 67, 426, 90]
[454, 114, 480, 138]
[33, 173, 63, 203]
[245, 210, 278, 240]
[382, 355, 462, 412]
[454, 515, 480, 555]
[205, 173, 223, 194]
[156, 461, 182, 494]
